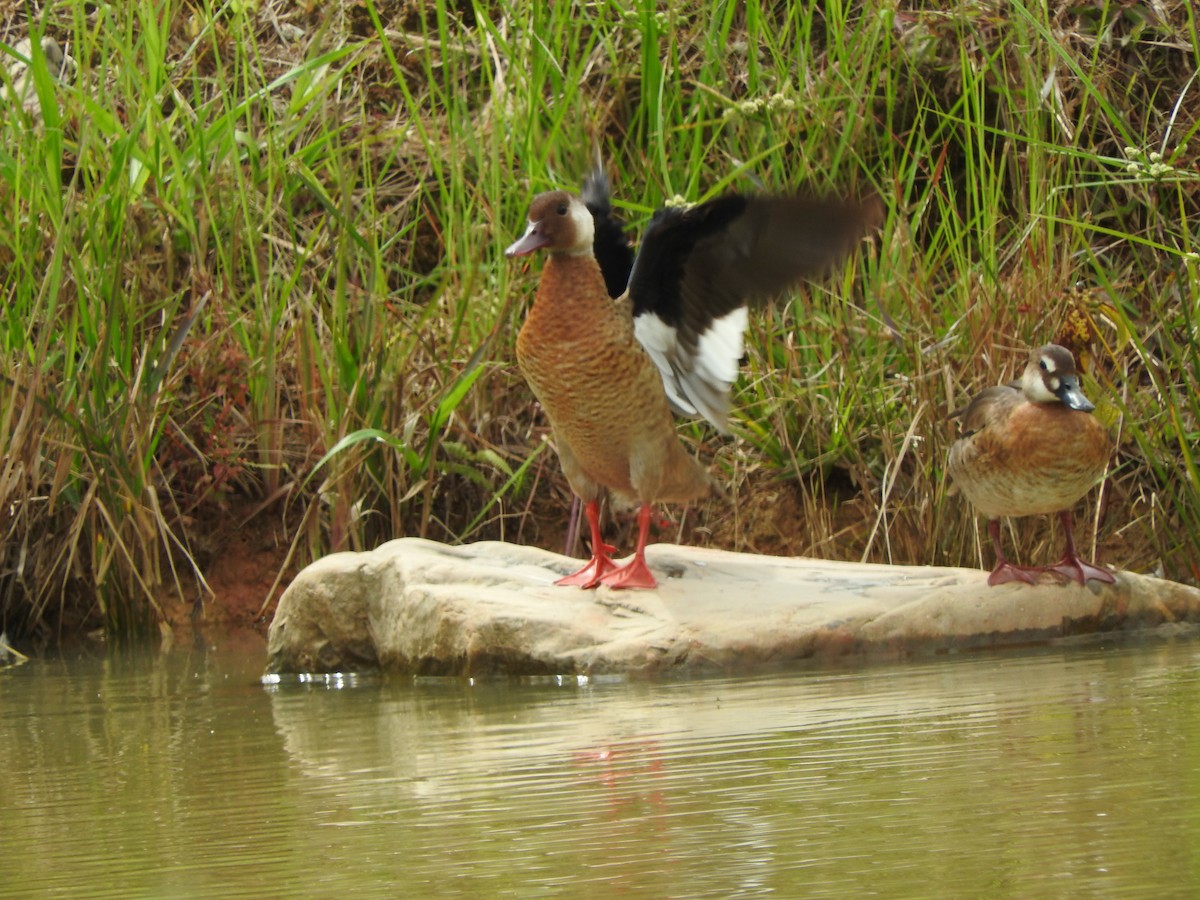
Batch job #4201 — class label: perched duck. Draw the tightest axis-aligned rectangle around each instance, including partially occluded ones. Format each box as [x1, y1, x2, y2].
[507, 169, 879, 589]
[947, 343, 1115, 586]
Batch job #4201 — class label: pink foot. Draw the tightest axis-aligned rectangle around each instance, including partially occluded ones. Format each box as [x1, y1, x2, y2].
[987, 561, 1041, 586]
[598, 554, 657, 590]
[1049, 555, 1116, 586]
[556, 543, 618, 589]
[556, 498, 618, 589]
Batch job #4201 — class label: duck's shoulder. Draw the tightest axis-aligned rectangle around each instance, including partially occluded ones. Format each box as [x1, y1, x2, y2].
[955, 384, 1024, 438]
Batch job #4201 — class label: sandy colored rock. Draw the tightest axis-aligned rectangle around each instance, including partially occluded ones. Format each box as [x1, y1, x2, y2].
[264, 538, 1200, 676]
[3, 37, 75, 123]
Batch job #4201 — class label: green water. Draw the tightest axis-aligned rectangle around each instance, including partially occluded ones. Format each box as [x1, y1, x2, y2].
[2, 633, 1199, 897]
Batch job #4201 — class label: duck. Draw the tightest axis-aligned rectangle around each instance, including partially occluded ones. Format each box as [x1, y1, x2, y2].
[506, 168, 879, 589]
[947, 343, 1115, 587]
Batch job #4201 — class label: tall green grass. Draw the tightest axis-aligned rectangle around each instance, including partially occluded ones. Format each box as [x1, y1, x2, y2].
[1, 0, 1198, 641]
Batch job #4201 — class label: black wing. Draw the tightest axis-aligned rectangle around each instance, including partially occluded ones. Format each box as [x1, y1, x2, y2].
[580, 167, 635, 300]
[629, 192, 881, 430]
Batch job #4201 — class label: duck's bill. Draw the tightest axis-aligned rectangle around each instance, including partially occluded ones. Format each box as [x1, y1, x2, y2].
[505, 225, 549, 257]
[1057, 381, 1096, 412]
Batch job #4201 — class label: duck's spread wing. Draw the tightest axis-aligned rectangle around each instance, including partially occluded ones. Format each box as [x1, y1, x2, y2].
[629, 193, 880, 431]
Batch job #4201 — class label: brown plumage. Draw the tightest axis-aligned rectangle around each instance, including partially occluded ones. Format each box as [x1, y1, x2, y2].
[947, 344, 1115, 586]
[517, 252, 711, 507]
[507, 178, 878, 589]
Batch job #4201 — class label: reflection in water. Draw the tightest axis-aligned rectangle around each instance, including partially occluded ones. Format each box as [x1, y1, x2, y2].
[3, 637, 1200, 896]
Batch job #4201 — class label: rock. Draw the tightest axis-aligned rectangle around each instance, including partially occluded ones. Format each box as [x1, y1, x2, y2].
[3, 37, 76, 123]
[263, 538, 1200, 676]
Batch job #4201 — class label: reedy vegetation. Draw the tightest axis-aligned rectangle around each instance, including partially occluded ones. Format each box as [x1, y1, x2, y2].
[0, 0, 1197, 641]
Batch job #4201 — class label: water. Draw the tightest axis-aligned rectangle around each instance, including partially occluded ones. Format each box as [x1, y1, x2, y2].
[3, 633, 1199, 898]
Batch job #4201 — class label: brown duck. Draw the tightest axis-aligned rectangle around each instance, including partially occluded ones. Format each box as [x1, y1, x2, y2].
[507, 171, 879, 589]
[947, 343, 1115, 586]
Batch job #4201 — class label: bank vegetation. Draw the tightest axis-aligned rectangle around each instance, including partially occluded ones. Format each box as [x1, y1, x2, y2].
[1, 0, 1197, 642]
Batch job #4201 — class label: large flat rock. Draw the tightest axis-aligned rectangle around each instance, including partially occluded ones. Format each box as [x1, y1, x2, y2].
[263, 538, 1200, 676]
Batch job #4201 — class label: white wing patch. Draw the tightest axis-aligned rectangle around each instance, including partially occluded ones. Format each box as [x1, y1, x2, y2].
[695, 306, 748, 388]
[633, 306, 749, 432]
[633, 313, 698, 416]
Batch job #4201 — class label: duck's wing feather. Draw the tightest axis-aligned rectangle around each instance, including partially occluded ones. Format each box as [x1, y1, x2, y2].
[629, 193, 880, 431]
[955, 385, 1022, 437]
[581, 167, 635, 300]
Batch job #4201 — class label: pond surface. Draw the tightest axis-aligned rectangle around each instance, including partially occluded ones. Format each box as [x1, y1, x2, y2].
[2, 632, 1199, 897]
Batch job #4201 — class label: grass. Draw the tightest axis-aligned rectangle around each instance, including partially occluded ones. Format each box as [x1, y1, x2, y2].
[1, 0, 1198, 642]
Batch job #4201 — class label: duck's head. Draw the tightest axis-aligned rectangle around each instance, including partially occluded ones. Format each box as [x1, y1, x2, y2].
[505, 191, 595, 258]
[1020, 343, 1094, 411]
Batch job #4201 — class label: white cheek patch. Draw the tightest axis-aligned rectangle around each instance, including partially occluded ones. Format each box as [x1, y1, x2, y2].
[567, 202, 595, 253]
[1021, 366, 1058, 403]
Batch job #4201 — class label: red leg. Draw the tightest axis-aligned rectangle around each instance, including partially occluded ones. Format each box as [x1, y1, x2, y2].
[599, 504, 658, 590]
[555, 499, 618, 589]
[986, 519, 1039, 586]
[1048, 511, 1116, 585]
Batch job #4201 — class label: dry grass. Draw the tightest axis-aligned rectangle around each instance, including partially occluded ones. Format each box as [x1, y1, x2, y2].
[1, 0, 1198, 642]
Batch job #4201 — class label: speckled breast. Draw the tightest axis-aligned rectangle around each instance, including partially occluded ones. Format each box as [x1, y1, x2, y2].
[515, 255, 673, 495]
[949, 403, 1111, 519]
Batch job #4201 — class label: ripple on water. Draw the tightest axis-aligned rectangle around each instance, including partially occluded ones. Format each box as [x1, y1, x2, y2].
[3, 642, 1200, 896]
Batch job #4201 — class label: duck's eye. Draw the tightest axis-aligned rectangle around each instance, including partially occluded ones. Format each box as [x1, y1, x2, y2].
[556, 203, 568, 215]
[1039, 358, 1049, 371]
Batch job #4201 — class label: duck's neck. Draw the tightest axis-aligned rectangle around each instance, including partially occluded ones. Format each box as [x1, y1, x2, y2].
[526, 253, 617, 333]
